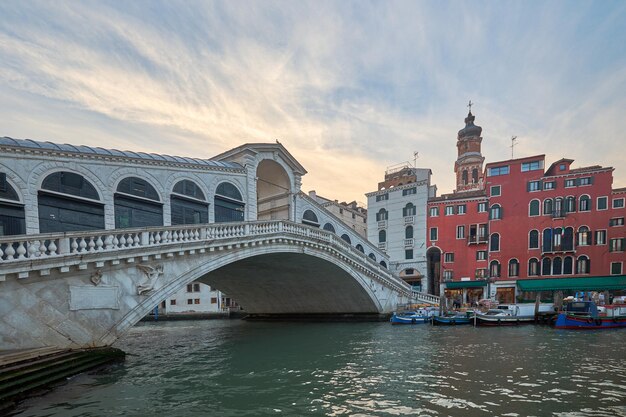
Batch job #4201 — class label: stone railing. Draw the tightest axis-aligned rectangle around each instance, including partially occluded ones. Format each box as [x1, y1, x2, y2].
[412, 291, 439, 305]
[0, 221, 412, 295]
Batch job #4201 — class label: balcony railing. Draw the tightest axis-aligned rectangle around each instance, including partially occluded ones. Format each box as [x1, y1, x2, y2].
[378, 242, 387, 250]
[551, 209, 567, 218]
[404, 216, 414, 225]
[467, 235, 488, 245]
[377, 220, 387, 229]
[404, 238, 414, 247]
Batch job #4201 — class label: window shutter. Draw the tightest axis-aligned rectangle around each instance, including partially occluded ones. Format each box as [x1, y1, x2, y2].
[575, 178, 580, 186]
[526, 182, 531, 192]
[538, 180, 543, 190]
[589, 176, 594, 185]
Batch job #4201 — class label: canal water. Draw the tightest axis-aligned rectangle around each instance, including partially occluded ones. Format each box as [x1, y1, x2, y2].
[10, 320, 626, 416]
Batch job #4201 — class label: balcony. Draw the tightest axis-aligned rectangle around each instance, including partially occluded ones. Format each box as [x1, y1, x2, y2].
[551, 209, 567, 219]
[404, 238, 414, 247]
[541, 244, 575, 255]
[467, 235, 488, 245]
[377, 242, 387, 250]
[404, 216, 414, 225]
[377, 220, 387, 229]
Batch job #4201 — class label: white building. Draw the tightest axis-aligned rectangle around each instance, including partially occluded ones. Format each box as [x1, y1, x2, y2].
[307, 190, 367, 238]
[366, 163, 436, 291]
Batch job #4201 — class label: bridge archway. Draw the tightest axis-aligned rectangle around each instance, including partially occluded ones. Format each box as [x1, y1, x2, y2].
[256, 159, 291, 221]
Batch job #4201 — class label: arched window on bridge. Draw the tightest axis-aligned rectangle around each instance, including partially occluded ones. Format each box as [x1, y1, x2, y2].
[39, 171, 104, 233]
[0, 178, 25, 236]
[323, 223, 335, 233]
[214, 182, 245, 223]
[355, 244, 364, 253]
[379, 260, 387, 269]
[302, 209, 320, 227]
[368, 253, 376, 261]
[115, 177, 163, 228]
[171, 180, 208, 225]
[341, 234, 351, 244]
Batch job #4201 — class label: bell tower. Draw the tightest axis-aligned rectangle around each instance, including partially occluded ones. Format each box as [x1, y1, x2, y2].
[454, 101, 485, 193]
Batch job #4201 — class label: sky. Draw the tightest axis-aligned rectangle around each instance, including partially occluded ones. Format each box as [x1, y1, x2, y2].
[1, 1, 625, 205]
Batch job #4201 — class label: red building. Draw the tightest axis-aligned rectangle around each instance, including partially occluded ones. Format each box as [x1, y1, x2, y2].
[426, 111, 626, 304]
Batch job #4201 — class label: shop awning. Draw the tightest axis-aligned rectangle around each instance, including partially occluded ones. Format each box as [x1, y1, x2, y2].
[517, 276, 626, 292]
[445, 280, 488, 289]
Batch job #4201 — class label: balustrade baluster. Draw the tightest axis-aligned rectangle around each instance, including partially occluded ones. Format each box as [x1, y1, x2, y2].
[48, 239, 57, 256]
[79, 238, 87, 252]
[88, 237, 96, 252]
[95, 236, 104, 251]
[16, 242, 27, 259]
[0, 245, 4, 261]
[183, 230, 189, 241]
[119, 235, 126, 248]
[154, 232, 161, 244]
[133, 234, 140, 247]
[39, 240, 47, 257]
[5, 243, 15, 260]
[71, 238, 79, 253]
[28, 241, 39, 258]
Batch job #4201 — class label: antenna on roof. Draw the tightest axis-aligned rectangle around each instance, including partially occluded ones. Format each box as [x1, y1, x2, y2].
[510, 136, 518, 159]
[413, 151, 419, 168]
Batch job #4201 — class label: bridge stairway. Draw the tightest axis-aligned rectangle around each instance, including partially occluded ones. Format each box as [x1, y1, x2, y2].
[412, 291, 439, 305]
[0, 347, 125, 412]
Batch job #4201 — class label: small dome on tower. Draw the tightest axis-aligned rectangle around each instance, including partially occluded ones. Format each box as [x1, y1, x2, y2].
[458, 111, 482, 139]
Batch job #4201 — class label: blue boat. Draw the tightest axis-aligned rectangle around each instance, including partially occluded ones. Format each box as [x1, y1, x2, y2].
[432, 312, 473, 325]
[390, 307, 438, 325]
[554, 301, 626, 330]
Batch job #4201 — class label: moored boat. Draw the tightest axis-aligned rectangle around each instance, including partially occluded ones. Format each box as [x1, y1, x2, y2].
[432, 312, 473, 325]
[554, 301, 626, 330]
[390, 307, 438, 325]
[475, 303, 555, 326]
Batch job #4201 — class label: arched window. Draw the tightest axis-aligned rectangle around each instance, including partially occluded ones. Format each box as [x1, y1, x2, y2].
[171, 180, 208, 225]
[214, 182, 245, 223]
[529, 230, 539, 249]
[553, 227, 563, 250]
[115, 177, 162, 228]
[529, 200, 540, 216]
[378, 230, 386, 243]
[576, 226, 590, 247]
[542, 258, 552, 276]
[302, 209, 319, 227]
[405, 226, 414, 239]
[563, 256, 573, 274]
[462, 170, 468, 185]
[543, 229, 553, 252]
[508, 259, 519, 277]
[554, 197, 564, 217]
[553, 257, 563, 275]
[489, 260, 501, 278]
[579, 195, 591, 212]
[403, 203, 416, 217]
[472, 168, 479, 184]
[323, 223, 336, 233]
[40, 171, 104, 232]
[368, 253, 376, 261]
[380, 260, 387, 269]
[563, 227, 574, 250]
[490, 233, 500, 252]
[355, 244, 364, 253]
[565, 196, 576, 213]
[576, 255, 590, 274]
[543, 199, 553, 215]
[528, 258, 540, 276]
[0, 180, 25, 236]
[489, 204, 502, 220]
[376, 209, 388, 221]
[341, 234, 351, 244]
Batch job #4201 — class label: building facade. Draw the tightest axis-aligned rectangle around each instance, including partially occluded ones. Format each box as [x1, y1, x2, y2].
[425, 112, 626, 303]
[307, 191, 367, 238]
[366, 164, 436, 290]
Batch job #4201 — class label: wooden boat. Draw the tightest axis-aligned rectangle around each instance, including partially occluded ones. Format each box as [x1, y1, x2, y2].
[554, 301, 626, 330]
[390, 307, 438, 325]
[432, 312, 473, 325]
[475, 303, 554, 326]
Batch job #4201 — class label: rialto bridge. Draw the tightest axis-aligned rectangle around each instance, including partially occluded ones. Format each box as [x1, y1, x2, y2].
[0, 137, 437, 350]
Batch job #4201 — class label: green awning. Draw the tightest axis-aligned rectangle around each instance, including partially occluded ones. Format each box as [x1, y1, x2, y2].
[517, 275, 626, 292]
[445, 280, 488, 289]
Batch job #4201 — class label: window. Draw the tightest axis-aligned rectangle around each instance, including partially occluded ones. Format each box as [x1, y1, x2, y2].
[613, 198, 625, 209]
[478, 224, 489, 240]
[352, 213, 356, 219]
[430, 227, 438, 241]
[576, 256, 590, 274]
[490, 233, 500, 252]
[456, 225, 465, 239]
[611, 262, 623, 275]
[187, 299, 193, 305]
[323, 223, 336, 233]
[375, 193, 389, 202]
[405, 226, 413, 239]
[578, 177, 592, 186]
[403, 203, 416, 217]
[597, 196, 608, 210]
[356, 244, 364, 253]
[610, 238, 625, 252]
[579, 195, 591, 212]
[508, 259, 519, 277]
[565, 196, 576, 213]
[211, 297, 218, 304]
[577, 226, 590, 246]
[478, 202, 488, 213]
[489, 260, 501, 277]
[443, 270, 454, 281]
[559, 164, 566, 171]
[402, 187, 417, 196]
[302, 210, 320, 227]
[542, 258, 551, 276]
[529, 200, 540, 216]
[429, 207, 439, 217]
[528, 258, 540, 276]
[214, 182, 245, 223]
[565, 179, 576, 187]
[476, 250, 487, 261]
[194, 298, 200, 304]
[543, 229, 553, 252]
[376, 209, 388, 221]
[444, 253, 455, 263]
[405, 249, 413, 260]
[339, 208, 343, 214]
[462, 170, 468, 185]
[528, 181, 541, 192]
[595, 230, 607, 245]
[609, 217, 624, 227]
[490, 185, 501, 196]
[543, 199, 553, 215]
[489, 204, 502, 220]
[529, 230, 539, 249]
[170, 299, 177, 305]
[378, 230, 386, 243]
[488, 166, 510, 176]
[563, 227, 574, 251]
[521, 160, 544, 172]
[457, 204, 466, 215]
[563, 256, 573, 274]
[543, 181, 555, 190]
[553, 257, 563, 275]
[445, 206, 454, 215]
